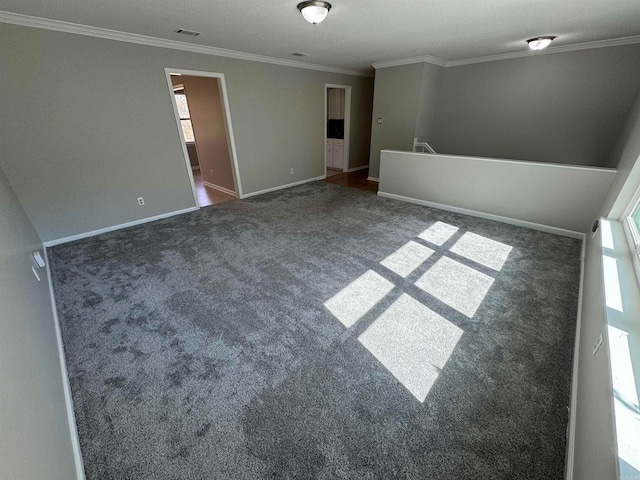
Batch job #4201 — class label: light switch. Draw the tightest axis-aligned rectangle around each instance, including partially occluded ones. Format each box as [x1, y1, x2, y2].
[377, 118, 383, 124]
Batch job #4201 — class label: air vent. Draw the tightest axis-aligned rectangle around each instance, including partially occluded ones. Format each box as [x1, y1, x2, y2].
[173, 28, 201, 37]
[291, 52, 308, 57]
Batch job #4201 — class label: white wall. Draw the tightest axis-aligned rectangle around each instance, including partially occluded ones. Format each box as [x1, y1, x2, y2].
[0, 165, 78, 479]
[569, 228, 618, 480]
[378, 150, 616, 234]
[0, 22, 373, 243]
[569, 81, 640, 480]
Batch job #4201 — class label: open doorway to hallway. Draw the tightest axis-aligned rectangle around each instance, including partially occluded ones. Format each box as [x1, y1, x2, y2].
[325, 84, 351, 178]
[166, 69, 242, 207]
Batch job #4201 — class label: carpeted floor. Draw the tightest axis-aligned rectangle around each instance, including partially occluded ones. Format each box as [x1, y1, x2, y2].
[49, 182, 581, 479]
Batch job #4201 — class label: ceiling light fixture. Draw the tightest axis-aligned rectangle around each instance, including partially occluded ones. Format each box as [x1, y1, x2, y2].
[297, 1, 332, 25]
[526, 36, 556, 51]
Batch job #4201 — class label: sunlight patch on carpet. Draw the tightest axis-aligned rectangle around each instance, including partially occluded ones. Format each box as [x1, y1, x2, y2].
[324, 270, 394, 328]
[415, 257, 494, 318]
[418, 221, 459, 246]
[359, 294, 463, 402]
[380, 241, 434, 278]
[449, 232, 512, 271]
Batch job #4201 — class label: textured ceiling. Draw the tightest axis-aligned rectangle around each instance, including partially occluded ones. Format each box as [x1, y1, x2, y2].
[1, 0, 640, 73]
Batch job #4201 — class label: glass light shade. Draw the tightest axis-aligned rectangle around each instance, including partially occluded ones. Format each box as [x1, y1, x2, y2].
[527, 37, 554, 50]
[300, 5, 329, 24]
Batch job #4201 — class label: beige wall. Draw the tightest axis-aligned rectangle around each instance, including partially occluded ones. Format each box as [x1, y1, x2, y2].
[181, 76, 235, 192]
[368, 63, 428, 178]
[369, 45, 640, 176]
[0, 165, 77, 479]
[0, 23, 374, 242]
[186, 144, 199, 168]
[368, 62, 445, 178]
[432, 45, 640, 167]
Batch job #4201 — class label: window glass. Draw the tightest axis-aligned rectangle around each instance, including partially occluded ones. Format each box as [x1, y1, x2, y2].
[175, 94, 190, 119]
[180, 120, 195, 143]
[174, 93, 195, 142]
[631, 202, 640, 236]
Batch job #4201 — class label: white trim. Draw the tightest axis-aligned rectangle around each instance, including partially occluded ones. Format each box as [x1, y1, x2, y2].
[0, 11, 372, 78]
[44, 255, 86, 480]
[203, 180, 237, 197]
[372, 35, 640, 70]
[242, 175, 325, 199]
[383, 149, 615, 173]
[42, 207, 198, 247]
[346, 165, 369, 172]
[367, 176, 379, 182]
[164, 69, 200, 208]
[163, 68, 245, 200]
[372, 54, 446, 69]
[565, 237, 587, 480]
[377, 191, 585, 239]
[191, 165, 200, 171]
[446, 35, 640, 67]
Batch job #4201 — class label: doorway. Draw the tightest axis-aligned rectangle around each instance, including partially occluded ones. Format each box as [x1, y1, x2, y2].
[165, 68, 243, 207]
[324, 84, 351, 177]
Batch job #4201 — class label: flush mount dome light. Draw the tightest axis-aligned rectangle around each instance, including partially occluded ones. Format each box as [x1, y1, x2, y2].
[527, 36, 556, 50]
[297, 1, 332, 25]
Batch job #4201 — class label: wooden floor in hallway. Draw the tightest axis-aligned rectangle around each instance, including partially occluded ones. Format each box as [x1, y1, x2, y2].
[323, 168, 378, 193]
[192, 169, 236, 207]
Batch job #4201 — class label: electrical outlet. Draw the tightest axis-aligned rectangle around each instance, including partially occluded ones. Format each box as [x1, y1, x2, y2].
[377, 118, 383, 124]
[290, 168, 294, 175]
[210, 169, 214, 176]
[137, 197, 145, 206]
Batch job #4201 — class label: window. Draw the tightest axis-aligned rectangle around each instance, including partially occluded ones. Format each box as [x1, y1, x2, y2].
[622, 189, 640, 285]
[174, 93, 195, 143]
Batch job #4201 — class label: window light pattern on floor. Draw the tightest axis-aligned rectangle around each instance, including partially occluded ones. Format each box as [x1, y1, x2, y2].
[324, 221, 511, 402]
[324, 270, 394, 328]
[359, 294, 463, 402]
[415, 257, 494, 318]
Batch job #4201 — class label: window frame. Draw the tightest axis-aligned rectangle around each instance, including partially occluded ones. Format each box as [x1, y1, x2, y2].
[621, 184, 640, 286]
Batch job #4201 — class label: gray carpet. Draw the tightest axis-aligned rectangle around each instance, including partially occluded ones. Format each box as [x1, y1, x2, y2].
[49, 182, 580, 479]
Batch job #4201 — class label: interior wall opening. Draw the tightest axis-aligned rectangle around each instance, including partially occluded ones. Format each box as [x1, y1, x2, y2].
[325, 84, 352, 178]
[166, 69, 242, 208]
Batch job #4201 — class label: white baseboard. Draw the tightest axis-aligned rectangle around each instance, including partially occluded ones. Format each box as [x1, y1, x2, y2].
[367, 176, 379, 182]
[44, 257, 86, 480]
[377, 191, 585, 239]
[565, 238, 587, 480]
[191, 165, 200, 171]
[346, 165, 369, 173]
[43, 207, 199, 247]
[202, 181, 237, 197]
[241, 175, 325, 199]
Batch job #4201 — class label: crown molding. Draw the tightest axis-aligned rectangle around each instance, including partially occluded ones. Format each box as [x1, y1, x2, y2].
[372, 54, 446, 69]
[445, 35, 640, 67]
[372, 35, 640, 70]
[0, 11, 373, 78]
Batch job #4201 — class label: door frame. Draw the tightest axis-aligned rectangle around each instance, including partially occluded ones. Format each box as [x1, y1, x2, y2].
[324, 84, 352, 173]
[163, 67, 244, 207]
